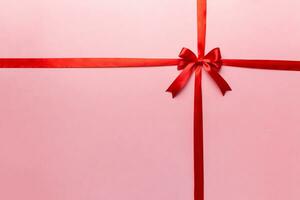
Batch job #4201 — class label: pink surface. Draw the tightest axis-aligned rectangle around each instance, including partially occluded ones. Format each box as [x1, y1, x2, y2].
[0, 0, 300, 200]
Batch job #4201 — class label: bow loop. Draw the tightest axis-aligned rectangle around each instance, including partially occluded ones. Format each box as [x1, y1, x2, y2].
[203, 48, 222, 70]
[177, 48, 198, 70]
[179, 48, 198, 62]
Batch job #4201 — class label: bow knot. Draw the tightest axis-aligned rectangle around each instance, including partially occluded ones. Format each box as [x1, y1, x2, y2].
[167, 47, 231, 98]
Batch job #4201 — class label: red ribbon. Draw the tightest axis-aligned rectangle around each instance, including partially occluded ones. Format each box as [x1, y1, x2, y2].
[1, 0, 300, 200]
[167, 47, 231, 97]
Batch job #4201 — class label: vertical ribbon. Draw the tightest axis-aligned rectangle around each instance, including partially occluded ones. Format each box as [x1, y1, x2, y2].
[195, 0, 207, 200]
[193, 65, 204, 200]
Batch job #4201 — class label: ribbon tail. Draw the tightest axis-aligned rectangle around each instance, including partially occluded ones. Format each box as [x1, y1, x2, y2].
[166, 63, 195, 98]
[194, 66, 204, 200]
[205, 65, 232, 96]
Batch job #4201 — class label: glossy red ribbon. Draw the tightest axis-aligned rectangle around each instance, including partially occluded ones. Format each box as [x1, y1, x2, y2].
[1, 1, 300, 200]
[167, 47, 231, 97]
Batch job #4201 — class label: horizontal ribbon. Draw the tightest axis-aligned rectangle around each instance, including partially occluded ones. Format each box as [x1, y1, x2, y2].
[0, 58, 180, 68]
[1, 58, 300, 71]
[223, 59, 300, 71]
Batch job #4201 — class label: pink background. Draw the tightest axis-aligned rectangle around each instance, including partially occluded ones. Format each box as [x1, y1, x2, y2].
[0, 0, 300, 199]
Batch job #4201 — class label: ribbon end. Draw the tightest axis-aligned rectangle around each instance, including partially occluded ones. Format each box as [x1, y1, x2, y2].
[221, 87, 232, 96]
[166, 89, 177, 98]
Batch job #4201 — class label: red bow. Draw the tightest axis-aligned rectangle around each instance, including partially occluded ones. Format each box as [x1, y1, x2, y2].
[167, 47, 232, 97]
